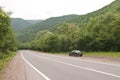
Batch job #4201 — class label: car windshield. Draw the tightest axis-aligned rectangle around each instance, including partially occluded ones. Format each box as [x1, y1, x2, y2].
[73, 50, 80, 52]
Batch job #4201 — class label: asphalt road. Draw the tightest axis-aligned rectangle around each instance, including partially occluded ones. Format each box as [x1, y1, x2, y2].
[21, 50, 120, 80]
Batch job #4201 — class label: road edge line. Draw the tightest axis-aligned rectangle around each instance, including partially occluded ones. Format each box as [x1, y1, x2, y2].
[31, 53, 120, 79]
[31, 50, 120, 67]
[21, 51, 50, 80]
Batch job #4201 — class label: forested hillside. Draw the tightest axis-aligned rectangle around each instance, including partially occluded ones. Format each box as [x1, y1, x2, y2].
[11, 18, 41, 32]
[19, 0, 120, 52]
[0, 8, 17, 53]
[69, 0, 120, 25]
[17, 15, 78, 42]
[27, 20, 42, 24]
[66, 0, 120, 51]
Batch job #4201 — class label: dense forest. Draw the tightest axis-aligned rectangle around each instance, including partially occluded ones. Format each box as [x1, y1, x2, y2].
[16, 0, 120, 52]
[11, 18, 41, 32]
[0, 7, 17, 53]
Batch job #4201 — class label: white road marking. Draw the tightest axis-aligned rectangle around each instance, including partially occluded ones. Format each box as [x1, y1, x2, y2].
[51, 55, 120, 67]
[21, 51, 50, 80]
[28, 50, 120, 67]
[30, 53, 120, 78]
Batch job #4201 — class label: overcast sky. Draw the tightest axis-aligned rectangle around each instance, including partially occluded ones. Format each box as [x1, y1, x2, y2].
[0, 0, 115, 20]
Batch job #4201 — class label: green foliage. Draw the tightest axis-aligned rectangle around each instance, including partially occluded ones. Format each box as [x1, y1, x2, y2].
[0, 7, 17, 53]
[56, 23, 80, 51]
[84, 52, 120, 58]
[30, 30, 55, 51]
[28, 23, 80, 52]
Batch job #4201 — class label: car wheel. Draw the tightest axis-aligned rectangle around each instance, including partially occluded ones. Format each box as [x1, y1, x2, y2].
[80, 54, 83, 57]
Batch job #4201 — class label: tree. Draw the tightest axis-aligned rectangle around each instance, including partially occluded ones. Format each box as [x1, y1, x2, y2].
[0, 7, 17, 53]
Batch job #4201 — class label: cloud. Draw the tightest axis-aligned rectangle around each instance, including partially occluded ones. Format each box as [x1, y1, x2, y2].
[0, 0, 115, 19]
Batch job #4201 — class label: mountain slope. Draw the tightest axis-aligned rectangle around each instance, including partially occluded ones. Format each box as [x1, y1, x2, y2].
[17, 14, 79, 42]
[27, 20, 42, 24]
[11, 18, 32, 32]
[11, 18, 41, 32]
[69, 0, 119, 25]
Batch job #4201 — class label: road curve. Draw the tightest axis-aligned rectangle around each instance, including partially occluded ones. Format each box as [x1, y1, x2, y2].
[21, 50, 120, 80]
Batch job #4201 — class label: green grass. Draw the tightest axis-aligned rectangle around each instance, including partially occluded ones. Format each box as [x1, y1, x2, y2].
[49, 51, 120, 58]
[84, 52, 120, 58]
[39, 50, 120, 58]
[0, 52, 16, 78]
[32, 50, 120, 58]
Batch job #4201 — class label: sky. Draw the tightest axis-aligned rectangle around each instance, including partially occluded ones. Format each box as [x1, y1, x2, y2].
[0, 0, 115, 20]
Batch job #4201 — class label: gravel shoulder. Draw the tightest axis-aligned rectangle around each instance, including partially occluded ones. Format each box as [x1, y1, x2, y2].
[1, 52, 26, 80]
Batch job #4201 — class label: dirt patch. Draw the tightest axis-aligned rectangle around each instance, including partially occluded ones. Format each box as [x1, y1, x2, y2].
[1, 52, 26, 80]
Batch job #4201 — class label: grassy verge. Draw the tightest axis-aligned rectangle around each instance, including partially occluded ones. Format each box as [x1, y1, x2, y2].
[31, 50, 120, 58]
[48, 51, 120, 58]
[0, 52, 16, 78]
[84, 52, 120, 58]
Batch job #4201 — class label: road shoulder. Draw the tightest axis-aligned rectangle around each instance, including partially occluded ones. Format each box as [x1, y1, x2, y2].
[1, 52, 26, 80]
[81, 56, 120, 64]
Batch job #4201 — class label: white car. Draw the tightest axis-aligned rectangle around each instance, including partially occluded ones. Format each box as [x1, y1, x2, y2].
[69, 50, 83, 57]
